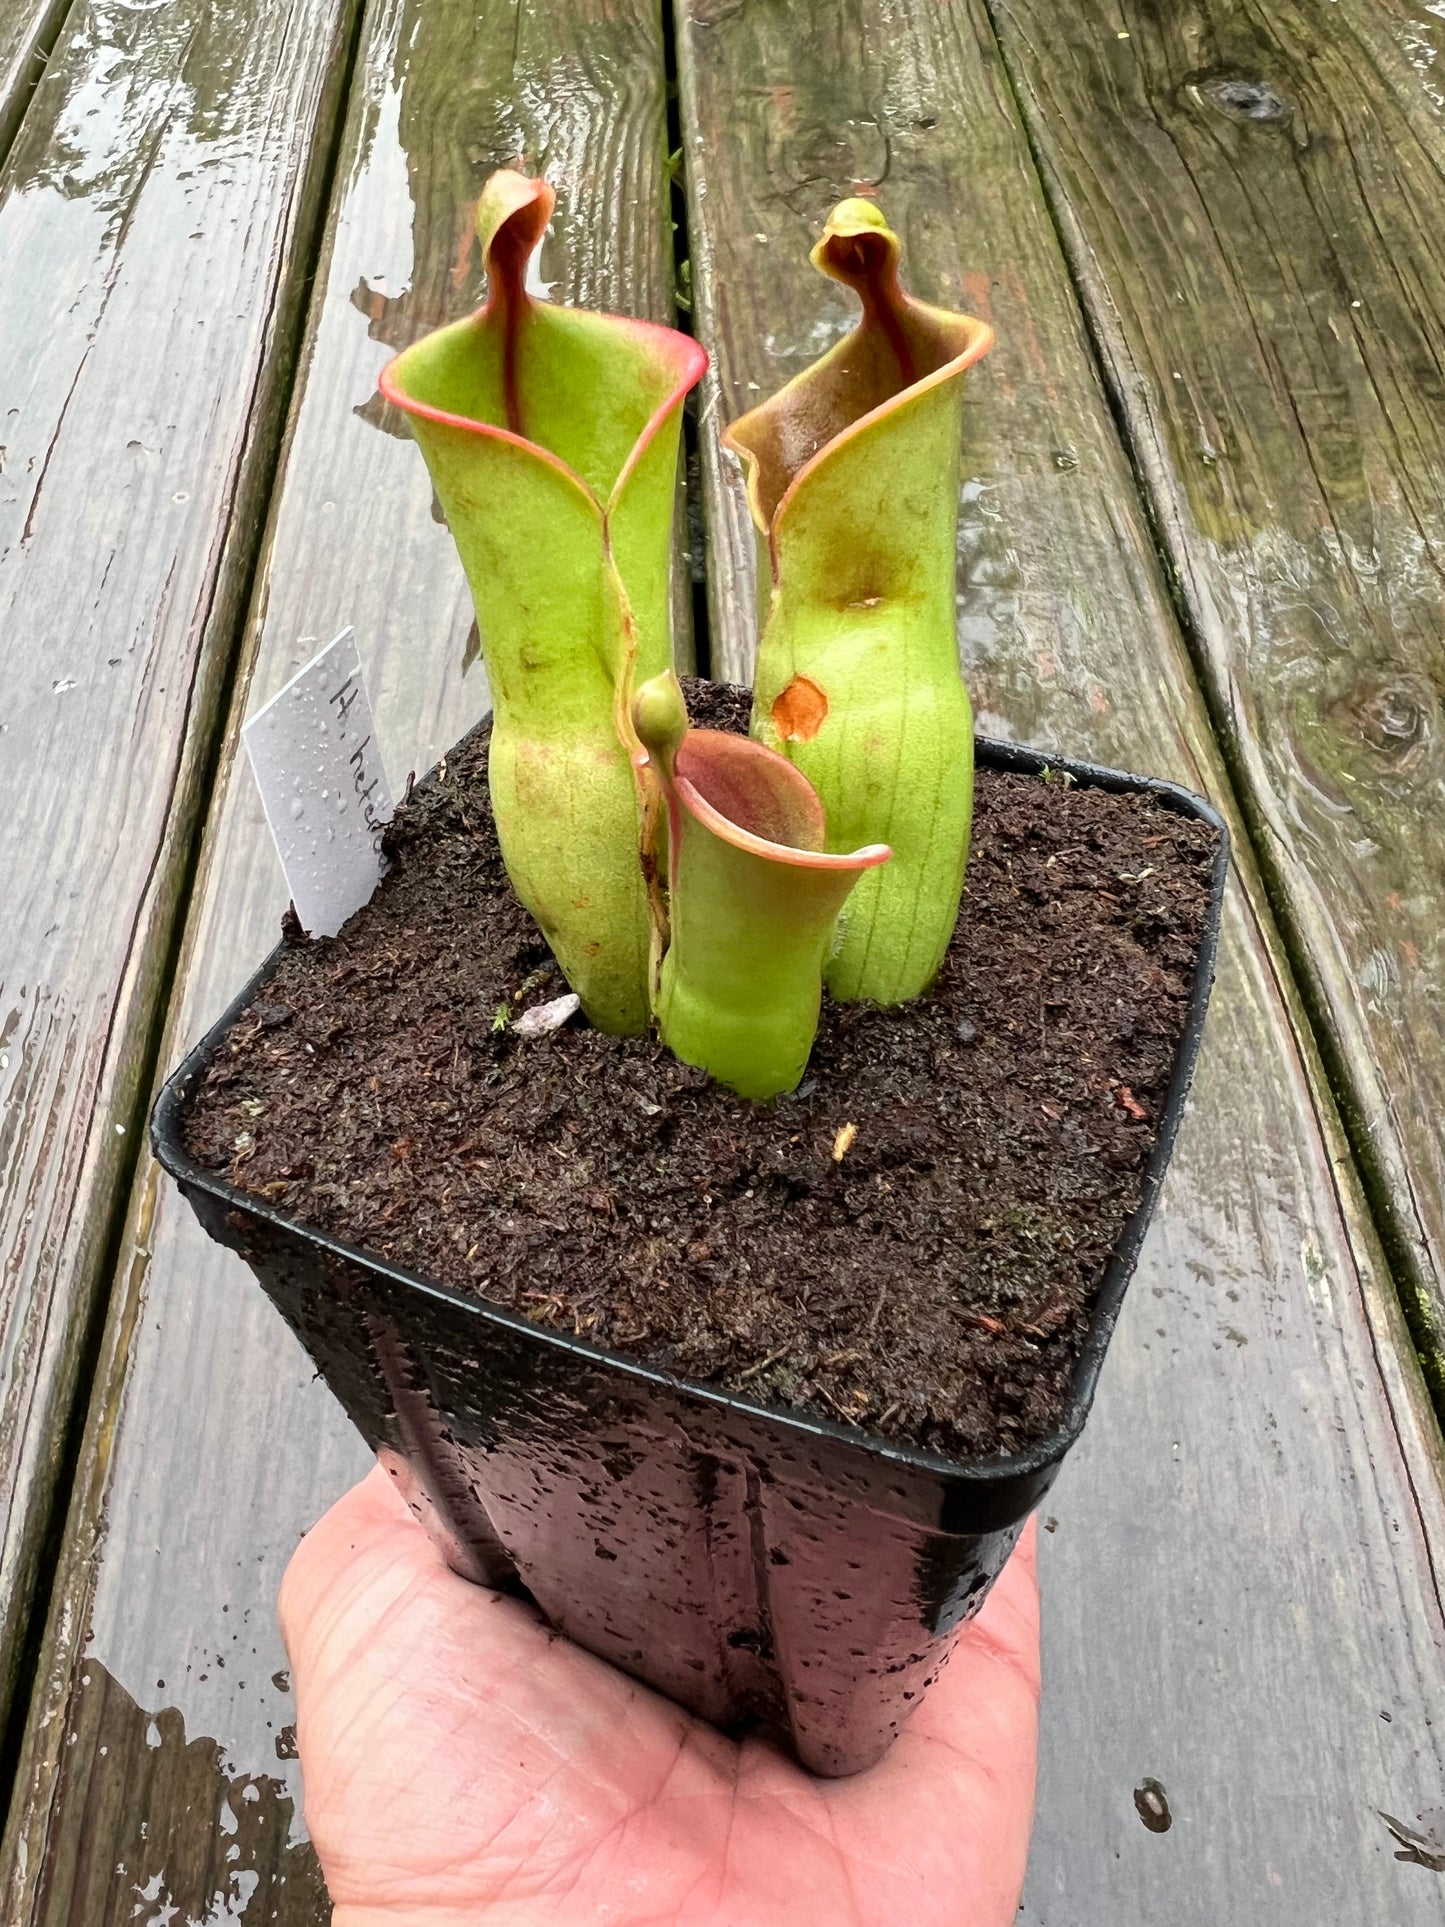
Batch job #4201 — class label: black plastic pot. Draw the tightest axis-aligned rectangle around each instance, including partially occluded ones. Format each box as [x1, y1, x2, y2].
[153, 733, 1227, 1777]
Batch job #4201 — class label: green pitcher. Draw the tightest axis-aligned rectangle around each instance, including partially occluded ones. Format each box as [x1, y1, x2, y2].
[382, 171, 706, 1034]
[632, 671, 889, 1101]
[726, 199, 993, 1005]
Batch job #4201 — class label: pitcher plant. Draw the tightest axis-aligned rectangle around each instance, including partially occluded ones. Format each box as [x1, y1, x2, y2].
[381, 172, 706, 1034]
[726, 199, 993, 1005]
[385, 174, 990, 1099]
[632, 671, 889, 1100]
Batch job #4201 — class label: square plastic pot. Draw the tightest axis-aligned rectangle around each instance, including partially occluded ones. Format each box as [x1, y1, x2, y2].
[153, 733, 1227, 1777]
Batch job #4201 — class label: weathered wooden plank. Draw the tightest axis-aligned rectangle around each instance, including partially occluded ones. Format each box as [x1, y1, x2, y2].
[0, 0, 682, 1918]
[674, 2, 1445, 1921]
[0, 0, 361, 1738]
[0, 0, 71, 170]
[985, 0, 1445, 1381]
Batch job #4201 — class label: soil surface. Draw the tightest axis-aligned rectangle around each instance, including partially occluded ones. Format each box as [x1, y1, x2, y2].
[184, 683, 1219, 1459]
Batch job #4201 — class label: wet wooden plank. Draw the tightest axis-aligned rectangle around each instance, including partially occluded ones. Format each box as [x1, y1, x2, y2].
[674, 2, 1445, 1921]
[0, 0, 681, 1918]
[0, 1, 72, 168]
[986, 0, 1445, 1381]
[0, 0, 361, 1736]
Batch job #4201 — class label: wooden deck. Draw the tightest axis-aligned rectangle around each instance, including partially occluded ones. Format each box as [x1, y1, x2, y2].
[1, 1, 1442, 1920]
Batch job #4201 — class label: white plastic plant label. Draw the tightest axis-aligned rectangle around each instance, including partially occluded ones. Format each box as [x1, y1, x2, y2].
[242, 628, 394, 938]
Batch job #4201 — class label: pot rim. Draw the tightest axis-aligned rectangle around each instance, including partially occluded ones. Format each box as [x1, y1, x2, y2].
[152, 729, 1229, 1490]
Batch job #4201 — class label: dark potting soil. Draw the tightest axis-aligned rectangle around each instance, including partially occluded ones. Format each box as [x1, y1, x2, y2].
[183, 682, 1219, 1459]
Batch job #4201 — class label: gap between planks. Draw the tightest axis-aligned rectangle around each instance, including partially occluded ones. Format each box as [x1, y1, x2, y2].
[0, 0, 74, 177]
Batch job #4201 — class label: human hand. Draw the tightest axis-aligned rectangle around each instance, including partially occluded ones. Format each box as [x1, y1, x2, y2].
[280, 1464, 1039, 1926]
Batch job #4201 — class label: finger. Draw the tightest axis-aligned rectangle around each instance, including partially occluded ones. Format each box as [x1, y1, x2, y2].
[278, 1461, 449, 1677]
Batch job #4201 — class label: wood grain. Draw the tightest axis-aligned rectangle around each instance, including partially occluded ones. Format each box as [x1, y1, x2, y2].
[0, 0, 360, 1739]
[985, 0, 1445, 1382]
[673, 2, 1445, 1920]
[0, 0, 682, 1917]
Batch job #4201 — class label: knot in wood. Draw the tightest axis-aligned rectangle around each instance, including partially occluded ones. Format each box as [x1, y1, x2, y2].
[1198, 75, 1291, 124]
[1337, 671, 1436, 769]
[1134, 1778, 1173, 1833]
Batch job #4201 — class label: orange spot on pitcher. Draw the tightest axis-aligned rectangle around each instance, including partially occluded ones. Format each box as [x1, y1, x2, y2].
[772, 674, 829, 743]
